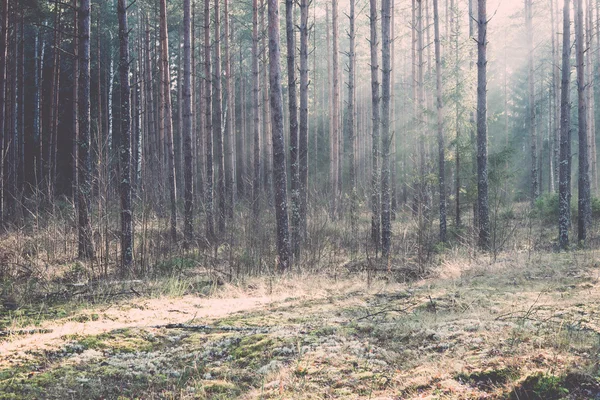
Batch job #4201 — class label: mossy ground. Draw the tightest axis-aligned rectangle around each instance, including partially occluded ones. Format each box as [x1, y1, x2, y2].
[2, 251, 600, 398]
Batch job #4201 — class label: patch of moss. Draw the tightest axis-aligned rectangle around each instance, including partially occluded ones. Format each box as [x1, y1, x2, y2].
[510, 373, 569, 400]
[231, 334, 275, 367]
[457, 366, 519, 390]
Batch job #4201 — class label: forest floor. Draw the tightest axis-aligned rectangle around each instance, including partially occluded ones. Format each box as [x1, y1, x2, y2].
[2, 249, 600, 399]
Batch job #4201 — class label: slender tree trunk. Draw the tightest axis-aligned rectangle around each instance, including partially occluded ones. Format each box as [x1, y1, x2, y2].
[370, 0, 381, 250]
[213, 0, 225, 235]
[433, 0, 446, 243]
[299, 0, 309, 241]
[331, 0, 340, 218]
[286, 0, 300, 259]
[252, 0, 261, 218]
[72, 0, 79, 214]
[381, 0, 392, 258]
[78, 0, 95, 259]
[204, 0, 214, 241]
[224, 0, 234, 220]
[476, 0, 490, 250]
[0, 0, 8, 222]
[575, 0, 591, 243]
[117, 0, 133, 270]
[346, 0, 356, 196]
[525, 0, 539, 201]
[159, 0, 178, 241]
[267, 0, 291, 271]
[183, 0, 194, 246]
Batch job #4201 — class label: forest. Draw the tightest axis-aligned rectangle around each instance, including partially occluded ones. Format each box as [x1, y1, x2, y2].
[1, 0, 600, 398]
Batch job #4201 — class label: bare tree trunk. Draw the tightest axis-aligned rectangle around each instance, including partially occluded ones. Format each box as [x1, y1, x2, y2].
[204, 0, 215, 241]
[213, 0, 225, 235]
[299, 0, 309, 241]
[285, 0, 300, 259]
[267, 0, 291, 271]
[525, 0, 539, 201]
[331, 0, 340, 218]
[433, 0, 446, 243]
[78, 0, 95, 259]
[476, 0, 490, 250]
[575, 0, 591, 243]
[72, 0, 79, 215]
[224, 0, 234, 220]
[159, 0, 178, 241]
[183, 0, 194, 246]
[381, 0, 392, 258]
[346, 0, 356, 196]
[369, 0, 381, 250]
[0, 0, 7, 222]
[252, 0, 261, 218]
[117, 0, 133, 270]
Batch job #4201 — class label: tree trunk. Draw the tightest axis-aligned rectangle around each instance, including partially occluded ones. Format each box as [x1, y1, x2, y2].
[299, 0, 309, 241]
[77, 0, 95, 259]
[525, 0, 539, 201]
[204, 0, 215, 242]
[159, 0, 178, 241]
[370, 0, 381, 250]
[286, 0, 300, 259]
[346, 0, 356, 197]
[182, 0, 194, 246]
[224, 0, 234, 220]
[575, 0, 591, 243]
[267, 0, 291, 271]
[433, 0, 446, 243]
[0, 0, 8, 222]
[381, 0, 392, 258]
[213, 0, 225, 235]
[331, 0, 340, 218]
[117, 0, 133, 270]
[476, 0, 490, 250]
[252, 0, 261, 218]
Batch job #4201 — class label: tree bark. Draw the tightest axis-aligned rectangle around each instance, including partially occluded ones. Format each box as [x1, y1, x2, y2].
[204, 0, 215, 242]
[331, 0, 340, 218]
[183, 0, 194, 246]
[118, 0, 133, 270]
[224, 0, 234, 220]
[525, 0, 539, 201]
[381, 0, 392, 258]
[299, 0, 309, 241]
[575, 0, 591, 243]
[159, 0, 178, 241]
[369, 0, 381, 250]
[286, 0, 300, 259]
[476, 0, 490, 250]
[433, 0, 446, 243]
[77, 0, 95, 259]
[267, 0, 291, 271]
[213, 0, 226, 235]
[252, 0, 261, 218]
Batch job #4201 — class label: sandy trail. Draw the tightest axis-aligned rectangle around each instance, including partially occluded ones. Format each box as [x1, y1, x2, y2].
[0, 294, 285, 366]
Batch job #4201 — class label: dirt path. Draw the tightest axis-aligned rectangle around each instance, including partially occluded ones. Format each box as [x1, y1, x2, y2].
[0, 294, 287, 366]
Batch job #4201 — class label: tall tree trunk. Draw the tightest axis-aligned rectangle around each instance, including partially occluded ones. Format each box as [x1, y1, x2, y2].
[370, 0, 381, 250]
[252, 0, 261, 218]
[299, 0, 309, 241]
[346, 0, 356, 197]
[331, 0, 340, 217]
[0, 0, 8, 222]
[204, 0, 215, 241]
[575, 0, 591, 243]
[159, 0, 178, 241]
[267, 0, 291, 271]
[73, 0, 79, 215]
[183, 0, 194, 246]
[286, 0, 300, 259]
[525, 0, 539, 201]
[433, 0, 446, 243]
[381, 0, 392, 258]
[476, 0, 490, 250]
[213, 0, 225, 235]
[224, 0, 234, 219]
[117, 0, 133, 270]
[78, 0, 95, 259]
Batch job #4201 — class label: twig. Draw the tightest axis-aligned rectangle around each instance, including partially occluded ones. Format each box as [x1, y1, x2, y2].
[0, 328, 53, 337]
[152, 323, 269, 333]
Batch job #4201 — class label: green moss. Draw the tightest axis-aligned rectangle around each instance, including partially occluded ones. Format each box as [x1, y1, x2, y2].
[510, 373, 569, 400]
[457, 366, 519, 390]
